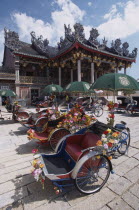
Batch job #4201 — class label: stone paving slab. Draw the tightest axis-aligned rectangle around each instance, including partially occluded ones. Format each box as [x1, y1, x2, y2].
[0, 186, 28, 209]
[124, 166, 139, 183]
[108, 197, 134, 210]
[122, 191, 139, 210]
[67, 188, 117, 210]
[114, 157, 139, 176]
[0, 161, 31, 176]
[108, 177, 132, 196]
[129, 184, 139, 198]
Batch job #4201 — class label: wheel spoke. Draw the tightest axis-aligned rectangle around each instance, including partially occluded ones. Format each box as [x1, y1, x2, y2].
[75, 156, 110, 194]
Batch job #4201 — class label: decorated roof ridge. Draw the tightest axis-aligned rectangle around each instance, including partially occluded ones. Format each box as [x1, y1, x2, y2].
[4, 24, 138, 60]
[14, 51, 48, 59]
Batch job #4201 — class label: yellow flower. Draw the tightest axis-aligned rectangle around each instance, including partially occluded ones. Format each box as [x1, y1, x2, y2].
[39, 164, 44, 168]
[101, 137, 107, 142]
[32, 159, 38, 167]
[109, 139, 115, 143]
[103, 150, 107, 155]
[96, 155, 100, 159]
[108, 156, 112, 160]
[107, 128, 112, 133]
[112, 132, 119, 137]
[96, 140, 102, 146]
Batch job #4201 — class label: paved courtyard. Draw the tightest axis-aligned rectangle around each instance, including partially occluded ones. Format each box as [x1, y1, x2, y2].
[0, 106, 139, 210]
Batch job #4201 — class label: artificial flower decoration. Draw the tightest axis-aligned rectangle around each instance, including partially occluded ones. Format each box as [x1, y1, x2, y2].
[107, 101, 117, 112]
[57, 105, 96, 132]
[32, 149, 38, 154]
[31, 158, 45, 189]
[96, 128, 120, 159]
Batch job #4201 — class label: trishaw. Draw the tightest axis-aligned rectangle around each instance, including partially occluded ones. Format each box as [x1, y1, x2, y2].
[127, 96, 139, 115]
[27, 115, 71, 150]
[32, 120, 130, 194]
[116, 96, 131, 112]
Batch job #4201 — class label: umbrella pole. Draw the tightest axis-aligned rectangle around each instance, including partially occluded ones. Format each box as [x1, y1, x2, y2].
[113, 90, 115, 103]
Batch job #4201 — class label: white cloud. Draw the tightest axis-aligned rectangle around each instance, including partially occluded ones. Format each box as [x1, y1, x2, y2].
[104, 5, 118, 20]
[98, 0, 139, 39]
[12, 0, 85, 45]
[88, 2, 92, 7]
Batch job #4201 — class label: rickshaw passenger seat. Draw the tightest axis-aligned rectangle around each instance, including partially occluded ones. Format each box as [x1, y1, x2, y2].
[65, 132, 100, 161]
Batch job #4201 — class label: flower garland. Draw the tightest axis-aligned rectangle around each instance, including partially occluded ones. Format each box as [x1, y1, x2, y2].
[96, 128, 120, 159]
[107, 101, 117, 112]
[107, 113, 115, 127]
[57, 105, 96, 132]
[107, 101, 117, 127]
[31, 149, 45, 189]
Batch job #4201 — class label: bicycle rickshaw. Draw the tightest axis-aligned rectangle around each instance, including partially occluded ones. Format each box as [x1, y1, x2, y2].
[27, 104, 98, 150]
[32, 120, 130, 194]
[127, 96, 139, 114]
[116, 96, 131, 112]
[27, 114, 71, 150]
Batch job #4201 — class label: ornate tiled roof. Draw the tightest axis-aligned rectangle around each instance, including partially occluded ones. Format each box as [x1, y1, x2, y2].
[4, 24, 137, 61]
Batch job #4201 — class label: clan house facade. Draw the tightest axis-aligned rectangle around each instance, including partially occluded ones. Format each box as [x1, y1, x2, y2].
[0, 23, 137, 104]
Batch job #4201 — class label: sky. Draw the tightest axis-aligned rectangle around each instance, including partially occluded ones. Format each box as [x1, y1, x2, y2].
[0, 0, 139, 79]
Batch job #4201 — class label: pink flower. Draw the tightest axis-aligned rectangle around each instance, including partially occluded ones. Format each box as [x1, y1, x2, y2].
[32, 149, 38, 154]
[104, 144, 108, 149]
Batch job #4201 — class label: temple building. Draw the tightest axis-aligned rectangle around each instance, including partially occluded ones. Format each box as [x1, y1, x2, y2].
[0, 23, 137, 104]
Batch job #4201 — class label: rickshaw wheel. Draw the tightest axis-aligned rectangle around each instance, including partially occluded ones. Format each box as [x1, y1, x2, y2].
[94, 107, 103, 117]
[74, 155, 110, 194]
[118, 128, 130, 155]
[49, 128, 71, 151]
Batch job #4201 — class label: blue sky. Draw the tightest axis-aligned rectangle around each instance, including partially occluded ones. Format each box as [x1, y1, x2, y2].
[0, 0, 139, 79]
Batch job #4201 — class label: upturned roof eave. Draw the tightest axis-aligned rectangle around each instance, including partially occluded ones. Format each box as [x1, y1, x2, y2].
[13, 41, 136, 63]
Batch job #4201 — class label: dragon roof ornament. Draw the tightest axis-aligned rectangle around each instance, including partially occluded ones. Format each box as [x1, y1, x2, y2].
[4, 28, 23, 51]
[30, 31, 49, 56]
[4, 25, 138, 59]
[29, 24, 138, 59]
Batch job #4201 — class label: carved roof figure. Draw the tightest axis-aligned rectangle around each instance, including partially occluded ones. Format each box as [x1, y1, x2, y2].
[4, 28, 22, 51]
[64, 24, 74, 42]
[111, 38, 123, 55]
[129, 48, 138, 58]
[102, 37, 108, 46]
[30, 31, 49, 55]
[122, 42, 129, 56]
[89, 28, 100, 48]
[3, 25, 137, 60]
[74, 23, 85, 42]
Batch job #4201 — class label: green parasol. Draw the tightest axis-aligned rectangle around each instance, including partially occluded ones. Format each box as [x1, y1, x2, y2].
[43, 84, 63, 94]
[63, 81, 92, 93]
[0, 89, 16, 97]
[90, 73, 139, 102]
[90, 73, 139, 91]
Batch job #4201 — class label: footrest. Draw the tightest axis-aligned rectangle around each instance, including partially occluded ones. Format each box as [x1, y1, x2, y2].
[42, 156, 71, 174]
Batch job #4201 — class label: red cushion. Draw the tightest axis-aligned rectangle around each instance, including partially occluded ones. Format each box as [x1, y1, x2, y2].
[65, 132, 100, 161]
[66, 134, 83, 145]
[81, 133, 100, 149]
[65, 144, 82, 161]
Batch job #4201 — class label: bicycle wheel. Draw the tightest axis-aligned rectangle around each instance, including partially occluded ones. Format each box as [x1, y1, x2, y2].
[49, 128, 71, 151]
[118, 128, 130, 155]
[74, 155, 110, 194]
[94, 107, 103, 117]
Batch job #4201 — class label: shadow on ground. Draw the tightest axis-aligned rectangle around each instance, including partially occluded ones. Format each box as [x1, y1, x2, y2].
[11, 126, 29, 136]
[16, 139, 52, 155]
[10, 174, 86, 209]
